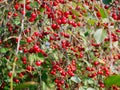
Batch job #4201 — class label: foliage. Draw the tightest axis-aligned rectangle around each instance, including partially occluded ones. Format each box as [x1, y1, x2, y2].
[0, 0, 120, 90]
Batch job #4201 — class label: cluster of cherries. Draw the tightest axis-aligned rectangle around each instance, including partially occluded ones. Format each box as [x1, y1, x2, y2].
[50, 60, 76, 90]
[0, 0, 120, 90]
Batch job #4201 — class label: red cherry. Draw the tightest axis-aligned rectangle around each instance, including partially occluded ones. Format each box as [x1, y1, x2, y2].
[100, 83, 105, 88]
[22, 57, 27, 61]
[19, 73, 24, 78]
[77, 22, 81, 26]
[14, 3, 19, 10]
[79, 52, 84, 58]
[61, 17, 67, 24]
[26, 66, 33, 71]
[35, 61, 42, 66]
[93, 61, 99, 66]
[65, 83, 69, 88]
[29, 17, 35, 22]
[26, 37, 32, 43]
[14, 79, 20, 83]
[26, 4, 31, 10]
[104, 5, 109, 9]
[8, 72, 12, 77]
[96, 12, 101, 18]
[34, 31, 39, 36]
[31, 12, 37, 18]
[51, 23, 57, 29]
[21, 10, 25, 15]
[33, 45, 39, 51]
[64, 33, 69, 38]
[13, 13, 18, 17]
[8, 12, 12, 16]
[116, 29, 120, 33]
[23, 61, 27, 64]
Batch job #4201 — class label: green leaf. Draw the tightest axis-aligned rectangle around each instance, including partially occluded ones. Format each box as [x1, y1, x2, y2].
[20, 40, 26, 45]
[38, 53, 44, 62]
[99, 8, 107, 18]
[26, 11, 31, 17]
[71, 76, 81, 83]
[15, 81, 38, 90]
[0, 48, 8, 53]
[40, 8, 45, 12]
[41, 72, 48, 82]
[29, 54, 35, 65]
[30, 1, 38, 8]
[71, 9, 80, 17]
[87, 18, 97, 25]
[13, 17, 20, 25]
[94, 29, 107, 44]
[104, 75, 120, 87]
[102, 0, 112, 4]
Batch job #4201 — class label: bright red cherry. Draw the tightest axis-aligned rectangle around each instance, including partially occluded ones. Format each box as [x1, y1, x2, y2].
[79, 52, 84, 58]
[8, 72, 12, 77]
[31, 12, 37, 18]
[26, 37, 32, 43]
[94, 61, 99, 66]
[13, 13, 18, 17]
[35, 61, 42, 66]
[14, 3, 19, 10]
[26, 66, 32, 71]
[29, 17, 35, 22]
[51, 23, 57, 29]
[96, 12, 101, 18]
[22, 57, 27, 61]
[14, 79, 20, 83]
[26, 4, 31, 10]
[116, 29, 120, 33]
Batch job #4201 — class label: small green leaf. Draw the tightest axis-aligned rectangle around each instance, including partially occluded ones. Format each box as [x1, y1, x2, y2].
[26, 11, 31, 17]
[29, 54, 35, 65]
[20, 40, 26, 45]
[40, 8, 45, 12]
[102, 0, 112, 4]
[15, 81, 38, 90]
[38, 53, 44, 62]
[94, 29, 107, 44]
[99, 8, 107, 18]
[41, 72, 48, 82]
[104, 75, 120, 87]
[0, 48, 8, 53]
[71, 76, 81, 83]
[13, 17, 20, 25]
[87, 18, 97, 25]
[30, 1, 38, 8]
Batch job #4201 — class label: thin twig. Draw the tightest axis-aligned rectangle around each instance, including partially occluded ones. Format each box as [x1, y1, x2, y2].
[10, 0, 26, 90]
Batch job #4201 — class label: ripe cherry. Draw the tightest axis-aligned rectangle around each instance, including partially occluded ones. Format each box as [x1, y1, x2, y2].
[22, 57, 27, 61]
[79, 52, 84, 58]
[29, 17, 35, 22]
[26, 4, 31, 10]
[26, 37, 32, 43]
[93, 61, 99, 66]
[96, 12, 101, 18]
[35, 61, 42, 66]
[8, 72, 12, 77]
[13, 13, 18, 17]
[116, 29, 120, 33]
[14, 3, 19, 10]
[14, 78, 20, 83]
[31, 12, 37, 18]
